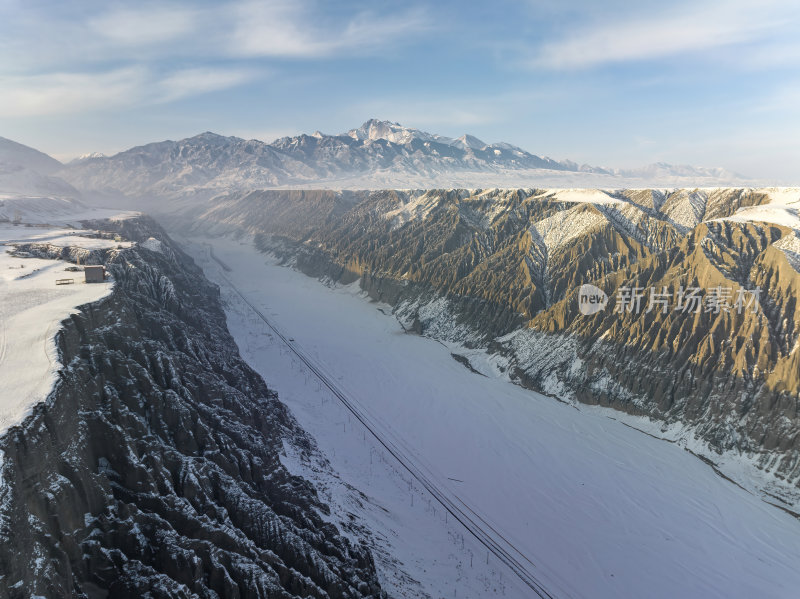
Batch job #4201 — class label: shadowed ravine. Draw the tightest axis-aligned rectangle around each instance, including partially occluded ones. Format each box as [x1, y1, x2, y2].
[0, 216, 384, 598]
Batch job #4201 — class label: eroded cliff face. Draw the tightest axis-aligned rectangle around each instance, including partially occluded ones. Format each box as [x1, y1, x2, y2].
[0, 216, 383, 598]
[182, 188, 800, 486]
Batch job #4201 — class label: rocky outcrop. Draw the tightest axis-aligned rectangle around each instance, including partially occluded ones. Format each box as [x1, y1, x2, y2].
[0, 216, 384, 598]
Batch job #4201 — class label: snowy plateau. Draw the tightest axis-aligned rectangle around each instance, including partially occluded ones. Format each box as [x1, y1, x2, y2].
[0, 197, 133, 433]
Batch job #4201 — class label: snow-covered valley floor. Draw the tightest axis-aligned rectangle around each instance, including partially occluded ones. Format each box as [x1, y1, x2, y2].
[186, 235, 800, 599]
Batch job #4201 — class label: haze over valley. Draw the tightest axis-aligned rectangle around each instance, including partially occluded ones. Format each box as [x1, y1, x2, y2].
[2, 1, 800, 597]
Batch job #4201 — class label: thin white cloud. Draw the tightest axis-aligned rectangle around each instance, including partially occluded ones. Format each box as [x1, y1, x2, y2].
[0, 66, 259, 117]
[0, 1, 424, 120]
[0, 4, 209, 73]
[0, 67, 149, 117]
[157, 67, 260, 103]
[230, 0, 428, 58]
[88, 5, 199, 47]
[531, 1, 792, 69]
[0, 2, 429, 80]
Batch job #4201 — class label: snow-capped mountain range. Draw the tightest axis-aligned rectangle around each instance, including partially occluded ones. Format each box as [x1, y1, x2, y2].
[345, 119, 496, 151]
[0, 120, 750, 204]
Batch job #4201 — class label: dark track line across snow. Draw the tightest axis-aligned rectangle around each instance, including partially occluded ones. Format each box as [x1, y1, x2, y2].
[218, 268, 560, 599]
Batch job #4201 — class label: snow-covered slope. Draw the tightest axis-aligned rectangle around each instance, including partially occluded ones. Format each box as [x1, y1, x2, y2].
[720, 187, 800, 230]
[0, 165, 81, 199]
[0, 136, 62, 175]
[0, 195, 135, 225]
[531, 205, 606, 252]
[0, 136, 81, 199]
[189, 235, 800, 599]
[346, 120, 487, 151]
[346, 118, 453, 145]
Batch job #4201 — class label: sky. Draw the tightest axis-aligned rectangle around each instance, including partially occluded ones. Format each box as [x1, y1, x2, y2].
[0, 0, 799, 181]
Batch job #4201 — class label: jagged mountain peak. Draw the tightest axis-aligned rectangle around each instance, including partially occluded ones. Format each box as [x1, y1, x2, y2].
[73, 152, 106, 161]
[185, 131, 241, 144]
[451, 133, 487, 150]
[345, 118, 450, 145]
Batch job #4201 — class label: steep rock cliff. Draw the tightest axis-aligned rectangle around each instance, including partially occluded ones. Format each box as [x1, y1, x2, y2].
[0, 216, 383, 598]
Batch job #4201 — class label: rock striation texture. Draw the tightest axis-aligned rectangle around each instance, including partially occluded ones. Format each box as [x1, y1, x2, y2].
[0, 216, 384, 598]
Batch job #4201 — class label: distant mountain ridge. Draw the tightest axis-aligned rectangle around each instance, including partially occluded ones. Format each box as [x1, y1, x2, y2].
[0, 135, 62, 174]
[0, 135, 81, 199]
[54, 120, 747, 201]
[0, 121, 750, 204]
[344, 119, 502, 153]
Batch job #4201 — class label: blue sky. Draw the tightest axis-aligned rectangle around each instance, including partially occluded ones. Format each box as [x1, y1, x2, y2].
[1, 0, 798, 181]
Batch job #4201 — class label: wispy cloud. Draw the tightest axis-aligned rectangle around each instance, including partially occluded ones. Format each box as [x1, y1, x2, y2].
[0, 66, 259, 117]
[0, 67, 149, 117]
[157, 67, 260, 103]
[0, 0, 429, 116]
[530, 0, 794, 69]
[229, 1, 429, 58]
[0, 1, 429, 69]
[0, 3, 211, 73]
[87, 4, 199, 47]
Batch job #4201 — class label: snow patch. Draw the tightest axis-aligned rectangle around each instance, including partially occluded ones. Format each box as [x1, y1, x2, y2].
[716, 187, 800, 231]
[774, 232, 800, 272]
[725, 205, 800, 231]
[530, 205, 605, 252]
[140, 237, 164, 253]
[537, 188, 625, 205]
[383, 191, 443, 229]
[663, 189, 708, 230]
[764, 187, 800, 207]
